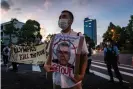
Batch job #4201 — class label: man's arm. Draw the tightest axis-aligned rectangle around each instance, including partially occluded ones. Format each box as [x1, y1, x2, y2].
[80, 54, 88, 76]
[44, 41, 53, 72]
[114, 46, 119, 62]
[71, 54, 88, 83]
[71, 35, 88, 83]
[44, 55, 54, 72]
[104, 48, 107, 63]
[88, 46, 92, 57]
[44, 35, 56, 72]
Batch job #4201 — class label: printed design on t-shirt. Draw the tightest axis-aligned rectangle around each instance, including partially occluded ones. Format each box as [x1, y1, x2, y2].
[52, 34, 80, 78]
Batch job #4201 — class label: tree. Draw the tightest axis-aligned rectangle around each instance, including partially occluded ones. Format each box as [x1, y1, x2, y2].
[121, 15, 133, 52]
[4, 18, 19, 44]
[103, 22, 123, 43]
[84, 34, 95, 48]
[19, 19, 42, 44]
[126, 15, 133, 44]
[103, 15, 133, 52]
[102, 22, 115, 41]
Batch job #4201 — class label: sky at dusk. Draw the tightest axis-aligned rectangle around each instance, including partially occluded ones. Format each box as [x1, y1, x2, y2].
[1, 0, 133, 44]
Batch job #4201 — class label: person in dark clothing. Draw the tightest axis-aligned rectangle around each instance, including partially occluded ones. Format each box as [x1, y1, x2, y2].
[11, 62, 18, 72]
[2, 46, 10, 65]
[104, 39, 123, 84]
[86, 41, 93, 74]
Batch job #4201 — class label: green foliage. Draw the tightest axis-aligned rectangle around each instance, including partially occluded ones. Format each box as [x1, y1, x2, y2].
[4, 19, 19, 43]
[84, 34, 95, 48]
[18, 19, 42, 44]
[102, 15, 133, 52]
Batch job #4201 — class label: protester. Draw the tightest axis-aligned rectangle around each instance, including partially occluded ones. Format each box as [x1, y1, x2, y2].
[10, 44, 18, 72]
[104, 39, 123, 84]
[86, 42, 93, 74]
[2, 45, 10, 65]
[44, 10, 88, 89]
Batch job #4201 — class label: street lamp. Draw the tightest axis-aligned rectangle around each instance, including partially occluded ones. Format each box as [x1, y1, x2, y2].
[111, 29, 115, 40]
[111, 29, 114, 32]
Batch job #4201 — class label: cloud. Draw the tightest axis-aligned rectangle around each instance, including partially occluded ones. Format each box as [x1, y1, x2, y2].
[13, 7, 22, 14]
[44, 0, 52, 10]
[72, 0, 90, 6]
[14, 8, 21, 11]
[1, 0, 133, 43]
[1, 0, 10, 11]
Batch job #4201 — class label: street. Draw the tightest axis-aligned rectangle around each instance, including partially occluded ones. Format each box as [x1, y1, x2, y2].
[1, 52, 133, 89]
[91, 51, 133, 83]
[92, 51, 133, 66]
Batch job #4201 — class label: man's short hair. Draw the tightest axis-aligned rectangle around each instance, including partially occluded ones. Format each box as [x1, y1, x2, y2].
[60, 42, 69, 47]
[61, 10, 74, 21]
[56, 42, 71, 59]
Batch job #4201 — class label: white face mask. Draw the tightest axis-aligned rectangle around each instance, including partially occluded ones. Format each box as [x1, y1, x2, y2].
[58, 19, 69, 30]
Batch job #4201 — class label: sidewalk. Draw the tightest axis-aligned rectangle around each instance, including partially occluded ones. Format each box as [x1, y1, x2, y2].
[1, 68, 133, 89]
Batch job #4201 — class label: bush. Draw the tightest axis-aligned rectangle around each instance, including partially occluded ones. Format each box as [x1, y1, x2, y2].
[120, 50, 133, 54]
[120, 43, 133, 54]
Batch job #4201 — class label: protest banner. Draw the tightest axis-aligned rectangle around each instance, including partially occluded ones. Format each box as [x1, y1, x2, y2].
[10, 44, 47, 64]
[51, 34, 84, 78]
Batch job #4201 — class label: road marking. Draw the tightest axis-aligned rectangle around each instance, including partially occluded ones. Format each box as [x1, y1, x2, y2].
[91, 64, 133, 77]
[32, 65, 41, 72]
[120, 64, 133, 68]
[9, 66, 12, 69]
[92, 60, 133, 68]
[92, 61, 133, 71]
[90, 70, 129, 83]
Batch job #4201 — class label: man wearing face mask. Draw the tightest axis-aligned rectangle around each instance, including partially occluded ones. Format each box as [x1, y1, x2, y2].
[104, 39, 123, 84]
[44, 10, 88, 89]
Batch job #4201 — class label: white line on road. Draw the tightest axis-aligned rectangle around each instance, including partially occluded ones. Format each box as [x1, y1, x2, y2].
[120, 64, 133, 68]
[90, 70, 129, 83]
[92, 60, 133, 68]
[91, 64, 133, 77]
[92, 61, 133, 71]
[32, 65, 41, 72]
[9, 66, 12, 69]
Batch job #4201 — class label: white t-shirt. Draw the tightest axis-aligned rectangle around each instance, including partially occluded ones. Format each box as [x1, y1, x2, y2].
[47, 29, 88, 88]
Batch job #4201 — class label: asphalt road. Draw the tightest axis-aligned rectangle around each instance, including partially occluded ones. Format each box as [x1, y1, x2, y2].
[92, 51, 133, 66]
[1, 52, 133, 89]
[1, 63, 133, 89]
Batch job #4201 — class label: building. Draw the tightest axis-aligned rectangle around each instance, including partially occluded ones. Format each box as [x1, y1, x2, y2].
[1, 19, 24, 45]
[84, 17, 97, 44]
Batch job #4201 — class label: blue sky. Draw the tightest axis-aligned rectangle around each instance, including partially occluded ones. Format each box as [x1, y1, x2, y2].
[1, 0, 133, 44]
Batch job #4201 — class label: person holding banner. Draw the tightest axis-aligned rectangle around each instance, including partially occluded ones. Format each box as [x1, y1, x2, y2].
[2, 45, 10, 65]
[10, 43, 18, 72]
[44, 10, 88, 89]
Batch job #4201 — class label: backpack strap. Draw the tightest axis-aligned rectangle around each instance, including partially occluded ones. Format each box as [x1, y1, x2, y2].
[74, 32, 84, 74]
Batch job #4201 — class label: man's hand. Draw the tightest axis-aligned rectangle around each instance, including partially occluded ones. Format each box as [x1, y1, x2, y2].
[70, 74, 84, 83]
[44, 64, 54, 72]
